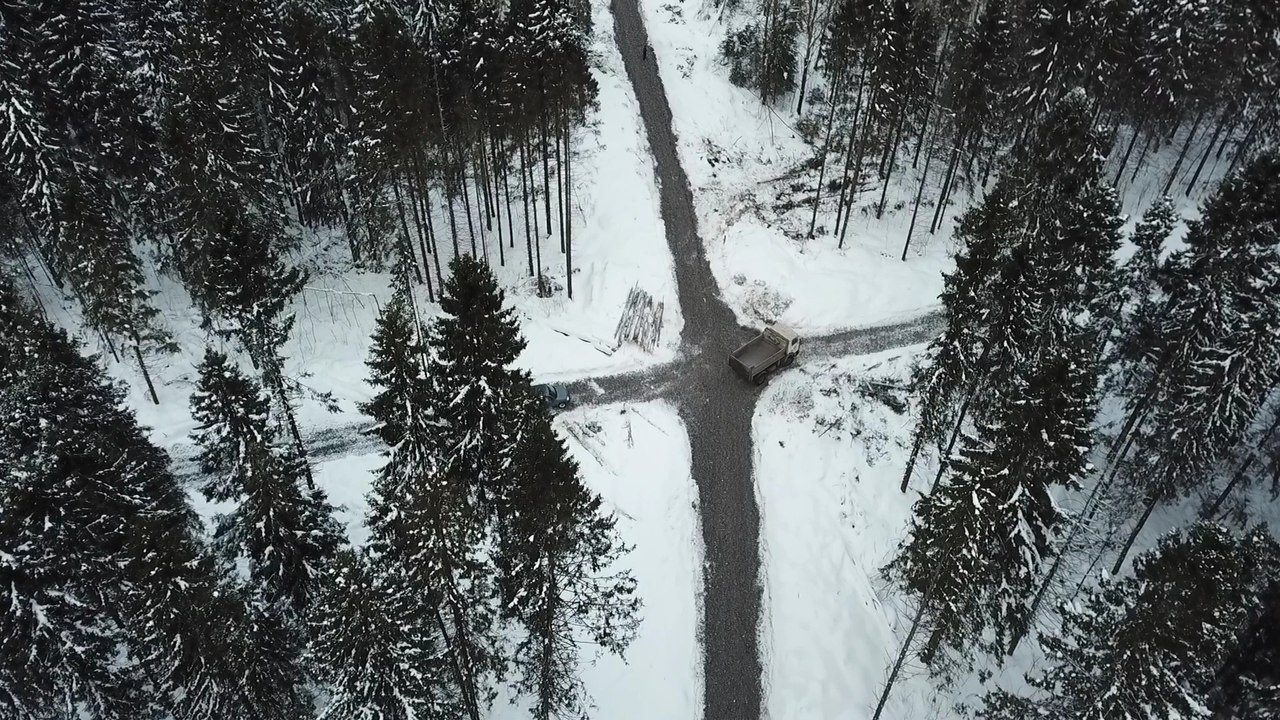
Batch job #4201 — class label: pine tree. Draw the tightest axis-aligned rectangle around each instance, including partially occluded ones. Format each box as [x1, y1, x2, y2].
[426, 253, 532, 511]
[0, 279, 308, 719]
[1209, 582, 1280, 718]
[497, 412, 640, 719]
[984, 524, 1280, 720]
[361, 262, 424, 447]
[887, 304, 1097, 668]
[308, 550, 449, 720]
[191, 349, 343, 611]
[1111, 149, 1280, 571]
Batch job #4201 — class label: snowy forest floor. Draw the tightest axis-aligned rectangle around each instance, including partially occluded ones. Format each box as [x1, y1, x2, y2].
[638, 0, 1243, 335]
[21, 0, 701, 714]
[27, 0, 682, 453]
[304, 402, 702, 720]
[756, 348, 1280, 720]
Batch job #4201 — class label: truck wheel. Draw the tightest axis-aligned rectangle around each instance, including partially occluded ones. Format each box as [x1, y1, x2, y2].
[754, 374, 766, 386]
[557, 401, 568, 409]
[781, 355, 794, 367]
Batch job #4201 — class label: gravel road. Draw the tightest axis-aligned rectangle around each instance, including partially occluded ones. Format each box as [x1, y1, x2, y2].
[185, 6, 949, 715]
[609, 0, 767, 715]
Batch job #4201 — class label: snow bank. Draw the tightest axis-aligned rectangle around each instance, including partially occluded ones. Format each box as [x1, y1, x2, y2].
[755, 348, 946, 719]
[554, 401, 702, 719]
[637, 0, 952, 334]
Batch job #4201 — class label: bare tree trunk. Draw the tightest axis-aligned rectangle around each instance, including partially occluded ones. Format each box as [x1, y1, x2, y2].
[1128, 129, 1157, 184]
[540, 80, 554, 234]
[929, 133, 964, 234]
[1009, 465, 1113, 654]
[1113, 124, 1142, 185]
[832, 64, 868, 238]
[808, 63, 845, 238]
[875, 110, 907, 218]
[489, 134, 505, 263]
[1111, 491, 1161, 575]
[872, 579, 935, 720]
[838, 87, 879, 248]
[404, 171, 436, 302]
[392, 176, 425, 284]
[461, 157, 479, 257]
[902, 142, 937, 260]
[556, 102, 567, 254]
[1204, 409, 1280, 518]
[520, 133, 536, 277]
[1161, 109, 1205, 197]
[900, 427, 926, 493]
[1185, 111, 1228, 196]
[564, 117, 574, 300]
[419, 181, 446, 287]
[131, 334, 160, 405]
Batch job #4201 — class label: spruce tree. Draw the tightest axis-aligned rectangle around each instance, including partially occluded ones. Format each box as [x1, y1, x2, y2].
[983, 524, 1280, 719]
[1210, 582, 1280, 718]
[363, 260, 504, 720]
[497, 412, 640, 718]
[1112, 149, 1280, 571]
[1108, 196, 1177, 393]
[361, 261, 424, 447]
[0, 279, 307, 719]
[308, 550, 449, 720]
[426, 253, 532, 511]
[191, 348, 343, 611]
[888, 305, 1097, 667]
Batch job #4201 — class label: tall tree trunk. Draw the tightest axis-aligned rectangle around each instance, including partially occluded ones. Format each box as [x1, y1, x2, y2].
[556, 102, 567, 254]
[876, 109, 907, 218]
[564, 118, 574, 300]
[540, 81, 554, 234]
[872, 578, 935, 720]
[902, 142, 937, 260]
[404, 170, 436, 302]
[1111, 490, 1161, 574]
[520, 133, 536, 277]
[1204, 409, 1280, 518]
[1127, 129, 1157, 184]
[477, 137, 495, 228]
[445, 183, 463, 259]
[267, 367, 314, 489]
[460, 158, 479, 258]
[1113, 123, 1142, 185]
[1160, 109, 1205, 197]
[929, 132, 964, 234]
[1185, 111, 1228, 195]
[1203, 453, 1254, 521]
[1009, 465, 1113, 654]
[838, 86, 879, 249]
[131, 333, 160, 405]
[832, 64, 868, 238]
[535, 558, 559, 720]
[392, 177, 425, 284]
[808, 62, 845, 238]
[420, 182, 446, 287]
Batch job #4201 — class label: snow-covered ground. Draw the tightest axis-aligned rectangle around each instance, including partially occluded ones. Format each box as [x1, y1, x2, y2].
[755, 349, 941, 719]
[755, 344, 1280, 719]
[638, 0, 953, 335]
[635, 0, 1238, 336]
[27, 0, 678, 456]
[551, 401, 703, 720]
[304, 402, 703, 720]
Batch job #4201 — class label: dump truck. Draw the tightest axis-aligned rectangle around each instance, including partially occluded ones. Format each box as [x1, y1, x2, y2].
[728, 323, 800, 384]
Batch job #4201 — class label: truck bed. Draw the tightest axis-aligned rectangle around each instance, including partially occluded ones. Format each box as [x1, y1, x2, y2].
[729, 335, 784, 380]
